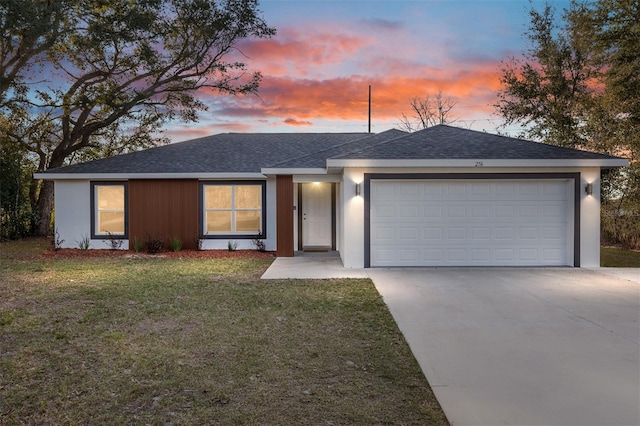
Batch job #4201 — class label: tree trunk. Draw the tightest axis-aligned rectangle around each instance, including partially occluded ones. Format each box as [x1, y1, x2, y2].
[36, 179, 54, 237]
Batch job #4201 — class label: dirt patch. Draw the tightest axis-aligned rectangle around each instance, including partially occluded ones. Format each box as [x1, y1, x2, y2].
[43, 248, 275, 260]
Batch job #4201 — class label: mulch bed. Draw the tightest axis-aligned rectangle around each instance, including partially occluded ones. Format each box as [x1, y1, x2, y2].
[43, 248, 276, 259]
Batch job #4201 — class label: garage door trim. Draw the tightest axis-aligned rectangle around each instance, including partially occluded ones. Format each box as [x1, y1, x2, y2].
[364, 173, 581, 267]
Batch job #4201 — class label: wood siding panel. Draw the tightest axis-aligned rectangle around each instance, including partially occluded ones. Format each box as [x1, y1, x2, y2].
[129, 180, 199, 250]
[276, 175, 294, 257]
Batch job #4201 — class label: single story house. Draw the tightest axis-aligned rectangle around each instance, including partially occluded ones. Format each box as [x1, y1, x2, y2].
[35, 125, 628, 268]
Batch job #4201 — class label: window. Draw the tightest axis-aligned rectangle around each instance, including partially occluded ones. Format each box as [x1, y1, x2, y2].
[91, 182, 127, 238]
[202, 182, 265, 238]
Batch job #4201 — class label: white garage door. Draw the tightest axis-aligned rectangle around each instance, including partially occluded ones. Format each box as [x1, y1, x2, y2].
[370, 180, 572, 267]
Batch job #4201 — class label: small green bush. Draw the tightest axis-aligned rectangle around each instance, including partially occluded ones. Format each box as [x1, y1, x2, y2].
[168, 236, 183, 252]
[131, 236, 144, 252]
[227, 240, 238, 251]
[76, 234, 91, 250]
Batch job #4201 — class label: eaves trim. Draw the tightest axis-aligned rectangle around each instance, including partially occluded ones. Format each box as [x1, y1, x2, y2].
[326, 158, 629, 169]
[260, 167, 328, 176]
[34, 172, 267, 180]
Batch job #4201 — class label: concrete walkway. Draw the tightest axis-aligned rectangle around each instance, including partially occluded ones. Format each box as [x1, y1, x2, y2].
[262, 259, 640, 426]
[260, 256, 368, 279]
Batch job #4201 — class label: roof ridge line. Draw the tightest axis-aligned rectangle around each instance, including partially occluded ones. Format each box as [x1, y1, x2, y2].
[328, 128, 413, 160]
[265, 129, 404, 168]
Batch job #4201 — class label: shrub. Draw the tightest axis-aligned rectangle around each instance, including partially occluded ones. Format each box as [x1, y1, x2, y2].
[76, 234, 91, 250]
[168, 236, 183, 252]
[227, 240, 238, 251]
[104, 232, 123, 250]
[601, 204, 640, 249]
[52, 228, 64, 251]
[146, 236, 164, 254]
[131, 236, 144, 252]
[252, 238, 266, 252]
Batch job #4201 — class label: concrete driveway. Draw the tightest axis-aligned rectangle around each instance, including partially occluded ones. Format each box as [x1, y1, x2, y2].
[368, 268, 640, 426]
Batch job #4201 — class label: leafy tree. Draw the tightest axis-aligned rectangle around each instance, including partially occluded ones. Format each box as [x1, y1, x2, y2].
[2, 0, 275, 236]
[496, 0, 640, 248]
[0, 135, 37, 239]
[495, 3, 595, 148]
[0, 0, 70, 105]
[399, 90, 457, 132]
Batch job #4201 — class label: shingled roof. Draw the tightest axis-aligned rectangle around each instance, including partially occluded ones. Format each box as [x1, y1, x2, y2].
[40, 125, 621, 176]
[333, 125, 621, 160]
[42, 133, 371, 174]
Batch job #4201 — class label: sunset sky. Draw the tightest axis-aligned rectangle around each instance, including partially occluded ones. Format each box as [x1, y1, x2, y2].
[165, 0, 571, 141]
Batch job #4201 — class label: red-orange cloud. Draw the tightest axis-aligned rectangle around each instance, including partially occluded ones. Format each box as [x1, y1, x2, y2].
[205, 65, 501, 121]
[284, 118, 312, 126]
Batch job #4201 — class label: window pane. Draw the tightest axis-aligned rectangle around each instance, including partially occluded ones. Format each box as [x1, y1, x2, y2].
[206, 186, 232, 209]
[206, 211, 232, 233]
[236, 211, 261, 232]
[97, 186, 124, 210]
[98, 212, 124, 234]
[235, 186, 261, 209]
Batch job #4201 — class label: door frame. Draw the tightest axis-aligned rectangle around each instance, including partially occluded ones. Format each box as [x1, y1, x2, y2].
[298, 182, 336, 251]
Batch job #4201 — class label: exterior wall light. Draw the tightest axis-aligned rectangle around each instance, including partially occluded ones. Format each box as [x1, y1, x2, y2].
[355, 182, 361, 197]
[585, 183, 593, 196]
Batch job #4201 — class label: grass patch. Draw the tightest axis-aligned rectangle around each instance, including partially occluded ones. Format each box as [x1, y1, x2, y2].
[0, 239, 448, 425]
[601, 246, 640, 267]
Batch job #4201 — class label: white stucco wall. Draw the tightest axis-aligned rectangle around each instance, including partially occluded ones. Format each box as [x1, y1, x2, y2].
[54, 180, 88, 248]
[340, 169, 365, 268]
[579, 168, 601, 267]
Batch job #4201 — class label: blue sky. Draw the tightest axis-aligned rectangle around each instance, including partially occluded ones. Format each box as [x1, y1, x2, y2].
[164, 0, 571, 141]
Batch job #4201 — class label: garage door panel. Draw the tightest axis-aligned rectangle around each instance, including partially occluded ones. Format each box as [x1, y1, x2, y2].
[471, 227, 491, 240]
[370, 180, 571, 267]
[397, 227, 420, 241]
[423, 227, 443, 240]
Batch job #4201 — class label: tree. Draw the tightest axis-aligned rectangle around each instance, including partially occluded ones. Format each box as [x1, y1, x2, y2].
[495, 3, 595, 148]
[0, 0, 70, 105]
[2, 0, 275, 236]
[399, 90, 457, 132]
[495, 0, 640, 248]
[572, 0, 640, 248]
[0, 136, 36, 239]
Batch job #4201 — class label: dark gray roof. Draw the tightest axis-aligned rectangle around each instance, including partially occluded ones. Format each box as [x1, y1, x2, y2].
[268, 129, 407, 168]
[43, 133, 370, 174]
[334, 125, 620, 160]
[42, 125, 621, 175]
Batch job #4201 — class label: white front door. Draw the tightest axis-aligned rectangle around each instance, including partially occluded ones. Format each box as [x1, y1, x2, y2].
[302, 183, 332, 249]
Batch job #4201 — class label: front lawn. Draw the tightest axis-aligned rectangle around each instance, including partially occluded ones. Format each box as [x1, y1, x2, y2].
[0, 240, 448, 425]
[601, 246, 640, 267]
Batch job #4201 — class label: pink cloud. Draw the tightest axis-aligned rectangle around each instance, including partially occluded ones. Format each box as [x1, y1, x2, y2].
[284, 118, 313, 126]
[235, 28, 372, 77]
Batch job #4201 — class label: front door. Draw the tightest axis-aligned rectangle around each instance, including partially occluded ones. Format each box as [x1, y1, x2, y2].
[301, 183, 332, 250]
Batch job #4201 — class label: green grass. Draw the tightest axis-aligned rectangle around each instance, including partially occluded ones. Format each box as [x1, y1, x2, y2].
[0, 239, 448, 425]
[601, 246, 640, 267]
